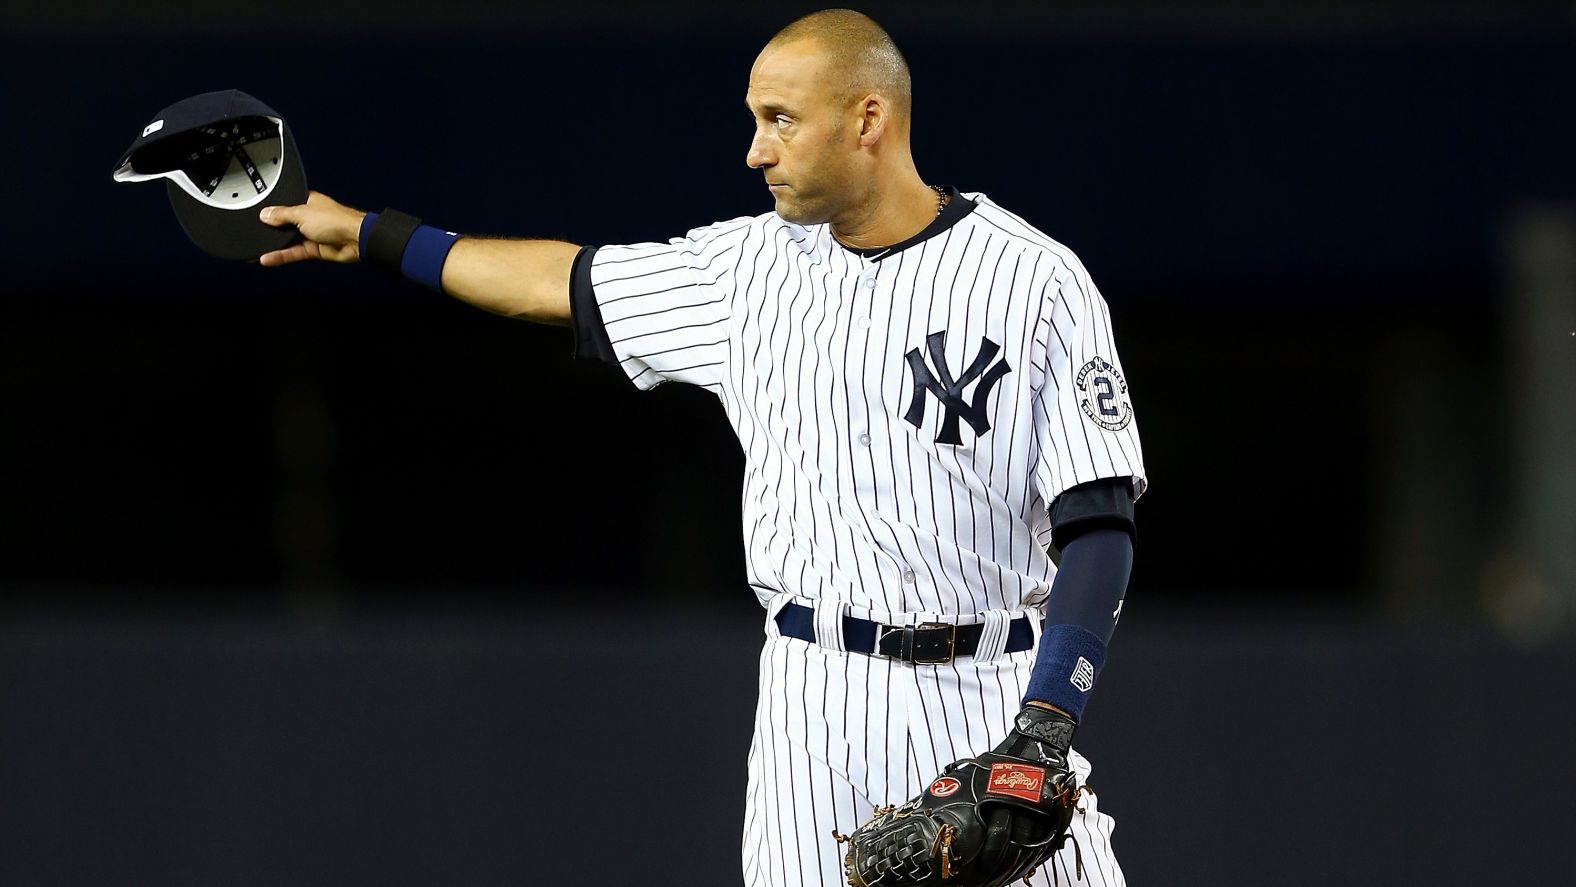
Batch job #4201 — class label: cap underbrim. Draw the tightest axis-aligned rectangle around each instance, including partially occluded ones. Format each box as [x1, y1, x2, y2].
[165, 124, 308, 261]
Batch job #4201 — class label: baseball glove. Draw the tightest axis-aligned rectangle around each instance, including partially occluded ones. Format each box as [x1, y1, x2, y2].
[833, 705, 1083, 887]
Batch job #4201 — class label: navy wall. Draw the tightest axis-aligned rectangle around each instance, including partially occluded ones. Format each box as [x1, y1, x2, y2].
[5, 28, 1570, 597]
[4, 607, 1572, 887]
[6, 37, 1574, 290]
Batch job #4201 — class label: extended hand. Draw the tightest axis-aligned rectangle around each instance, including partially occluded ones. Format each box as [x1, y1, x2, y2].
[258, 191, 367, 266]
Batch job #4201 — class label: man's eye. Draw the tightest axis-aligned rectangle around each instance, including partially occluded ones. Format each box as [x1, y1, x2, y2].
[774, 115, 792, 127]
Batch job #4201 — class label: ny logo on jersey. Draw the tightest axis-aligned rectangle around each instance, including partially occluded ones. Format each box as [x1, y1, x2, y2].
[903, 331, 1012, 445]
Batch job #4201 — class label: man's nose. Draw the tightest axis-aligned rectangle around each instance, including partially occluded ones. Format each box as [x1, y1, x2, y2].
[746, 132, 775, 169]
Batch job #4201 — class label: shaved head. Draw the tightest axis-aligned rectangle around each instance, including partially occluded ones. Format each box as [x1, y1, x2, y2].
[747, 9, 931, 237]
[767, 9, 912, 124]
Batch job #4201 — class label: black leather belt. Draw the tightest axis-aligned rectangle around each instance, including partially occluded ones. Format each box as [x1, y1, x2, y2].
[774, 602, 1036, 664]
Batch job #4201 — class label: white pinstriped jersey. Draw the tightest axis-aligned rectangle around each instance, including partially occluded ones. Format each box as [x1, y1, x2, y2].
[587, 191, 1146, 619]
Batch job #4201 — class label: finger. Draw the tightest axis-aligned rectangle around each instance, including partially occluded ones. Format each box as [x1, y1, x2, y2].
[258, 240, 321, 267]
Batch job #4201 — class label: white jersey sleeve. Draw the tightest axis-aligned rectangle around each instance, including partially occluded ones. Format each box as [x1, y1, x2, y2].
[1030, 252, 1148, 503]
[584, 217, 753, 392]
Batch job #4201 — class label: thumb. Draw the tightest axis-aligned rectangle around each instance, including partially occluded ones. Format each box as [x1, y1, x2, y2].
[259, 204, 298, 227]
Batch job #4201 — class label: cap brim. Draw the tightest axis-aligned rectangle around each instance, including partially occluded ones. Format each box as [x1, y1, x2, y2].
[166, 125, 308, 261]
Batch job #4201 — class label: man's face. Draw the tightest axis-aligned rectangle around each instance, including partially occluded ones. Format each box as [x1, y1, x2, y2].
[745, 40, 861, 225]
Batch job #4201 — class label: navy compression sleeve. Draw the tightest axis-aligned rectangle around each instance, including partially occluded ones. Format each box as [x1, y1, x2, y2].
[1022, 528, 1134, 719]
[1043, 528, 1133, 646]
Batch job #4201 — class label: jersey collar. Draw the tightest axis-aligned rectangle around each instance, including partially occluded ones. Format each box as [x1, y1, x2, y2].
[838, 186, 978, 262]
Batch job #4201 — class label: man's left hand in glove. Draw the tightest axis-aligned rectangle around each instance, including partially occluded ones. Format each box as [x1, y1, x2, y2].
[833, 703, 1083, 887]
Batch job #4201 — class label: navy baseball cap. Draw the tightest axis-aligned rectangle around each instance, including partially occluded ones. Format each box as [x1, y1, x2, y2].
[113, 89, 307, 261]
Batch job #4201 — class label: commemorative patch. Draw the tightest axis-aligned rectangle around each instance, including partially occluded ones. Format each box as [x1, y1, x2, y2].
[928, 776, 962, 797]
[985, 762, 1045, 802]
[1075, 356, 1133, 432]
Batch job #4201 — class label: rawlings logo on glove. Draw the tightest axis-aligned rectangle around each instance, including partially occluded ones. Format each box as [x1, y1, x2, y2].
[832, 705, 1083, 887]
[929, 776, 962, 797]
[985, 764, 1045, 802]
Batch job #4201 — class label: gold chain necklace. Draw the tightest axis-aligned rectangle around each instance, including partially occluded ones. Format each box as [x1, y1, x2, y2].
[856, 186, 949, 262]
[929, 184, 950, 216]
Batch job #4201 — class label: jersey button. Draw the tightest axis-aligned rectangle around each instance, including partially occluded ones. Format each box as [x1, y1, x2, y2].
[857, 317, 871, 329]
[863, 277, 877, 289]
[901, 570, 916, 584]
[857, 433, 872, 447]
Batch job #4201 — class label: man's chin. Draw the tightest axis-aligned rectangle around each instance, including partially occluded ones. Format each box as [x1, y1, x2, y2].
[772, 197, 826, 226]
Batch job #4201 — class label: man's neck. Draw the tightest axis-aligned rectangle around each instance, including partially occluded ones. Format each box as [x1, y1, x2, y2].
[830, 175, 941, 250]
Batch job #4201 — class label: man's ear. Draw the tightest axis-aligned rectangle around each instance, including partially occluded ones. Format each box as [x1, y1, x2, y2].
[857, 94, 888, 146]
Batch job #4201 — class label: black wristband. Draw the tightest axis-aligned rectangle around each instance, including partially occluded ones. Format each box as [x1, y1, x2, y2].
[364, 208, 423, 273]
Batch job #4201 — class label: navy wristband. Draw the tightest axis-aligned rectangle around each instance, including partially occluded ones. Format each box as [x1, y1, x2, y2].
[400, 223, 461, 291]
[359, 209, 461, 292]
[1022, 623, 1108, 721]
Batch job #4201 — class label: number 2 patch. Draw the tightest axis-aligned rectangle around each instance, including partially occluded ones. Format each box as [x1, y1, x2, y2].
[1075, 357, 1132, 432]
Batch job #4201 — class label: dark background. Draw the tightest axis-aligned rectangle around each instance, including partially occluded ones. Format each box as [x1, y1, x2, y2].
[2, 2, 1574, 885]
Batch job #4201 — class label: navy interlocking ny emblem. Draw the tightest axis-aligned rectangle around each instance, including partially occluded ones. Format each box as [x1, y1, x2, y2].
[903, 331, 1012, 445]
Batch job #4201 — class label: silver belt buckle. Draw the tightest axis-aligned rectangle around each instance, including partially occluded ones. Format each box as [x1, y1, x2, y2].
[913, 621, 956, 664]
[880, 622, 956, 664]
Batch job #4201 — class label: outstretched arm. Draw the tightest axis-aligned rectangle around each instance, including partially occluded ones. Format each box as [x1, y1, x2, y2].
[257, 191, 578, 326]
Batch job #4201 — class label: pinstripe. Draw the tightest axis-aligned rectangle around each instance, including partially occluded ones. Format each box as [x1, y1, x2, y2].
[783, 642, 804, 887]
[1063, 267, 1119, 476]
[1083, 283, 1141, 472]
[943, 226, 980, 614]
[791, 643, 820, 887]
[765, 642, 786, 887]
[760, 642, 785, 887]
[740, 232, 785, 591]
[882, 651, 894, 804]
[598, 242, 738, 282]
[603, 291, 730, 326]
[809, 255, 850, 595]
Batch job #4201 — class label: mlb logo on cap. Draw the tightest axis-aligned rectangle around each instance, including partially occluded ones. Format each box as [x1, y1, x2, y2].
[113, 89, 307, 261]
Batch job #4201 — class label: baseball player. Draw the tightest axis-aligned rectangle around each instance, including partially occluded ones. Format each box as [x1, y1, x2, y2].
[259, 10, 1143, 887]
